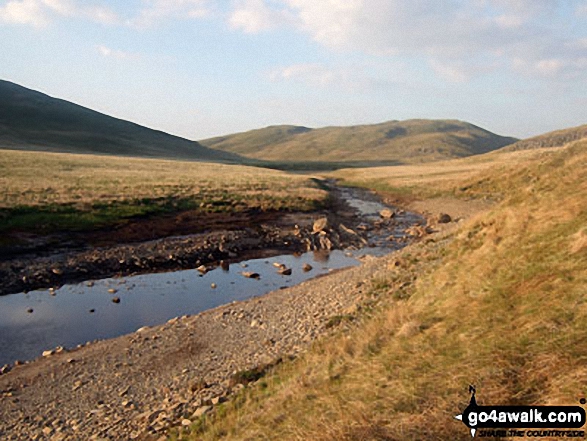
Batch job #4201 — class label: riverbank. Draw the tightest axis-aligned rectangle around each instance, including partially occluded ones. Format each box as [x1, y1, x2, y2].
[0, 190, 481, 441]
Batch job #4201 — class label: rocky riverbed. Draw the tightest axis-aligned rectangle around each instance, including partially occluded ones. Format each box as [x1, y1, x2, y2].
[0, 186, 467, 440]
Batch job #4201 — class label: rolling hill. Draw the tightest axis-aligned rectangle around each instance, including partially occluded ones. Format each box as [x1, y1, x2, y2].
[0, 80, 242, 163]
[500, 123, 587, 152]
[200, 120, 518, 165]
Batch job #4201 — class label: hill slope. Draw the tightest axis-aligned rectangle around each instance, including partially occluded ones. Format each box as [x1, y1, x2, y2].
[500, 123, 587, 152]
[200, 120, 517, 164]
[0, 80, 242, 163]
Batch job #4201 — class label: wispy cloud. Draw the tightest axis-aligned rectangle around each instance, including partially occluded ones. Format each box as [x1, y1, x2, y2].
[269, 63, 336, 86]
[228, 0, 292, 34]
[0, 0, 119, 27]
[229, 0, 587, 83]
[127, 0, 211, 29]
[0, 0, 49, 27]
[95, 44, 140, 61]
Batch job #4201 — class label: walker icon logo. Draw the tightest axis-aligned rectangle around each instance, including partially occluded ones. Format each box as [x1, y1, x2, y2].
[455, 386, 586, 438]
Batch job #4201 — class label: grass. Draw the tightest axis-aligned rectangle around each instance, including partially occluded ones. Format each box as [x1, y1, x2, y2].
[200, 119, 517, 164]
[180, 140, 587, 440]
[0, 149, 327, 234]
[330, 147, 558, 201]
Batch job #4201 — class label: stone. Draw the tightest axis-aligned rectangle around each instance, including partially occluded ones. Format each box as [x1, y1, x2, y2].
[379, 209, 395, 219]
[26, 308, 34, 314]
[437, 213, 452, 223]
[272, 262, 286, 269]
[111, 297, 121, 304]
[51, 268, 63, 275]
[312, 217, 329, 233]
[220, 260, 230, 271]
[108, 288, 117, 294]
[192, 406, 212, 418]
[210, 283, 217, 289]
[196, 265, 208, 274]
[211, 396, 226, 405]
[278, 268, 292, 276]
[42, 349, 55, 357]
[181, 419, 192, 426]
[241, 272, 260, 279]
[302, 263, 313, 272]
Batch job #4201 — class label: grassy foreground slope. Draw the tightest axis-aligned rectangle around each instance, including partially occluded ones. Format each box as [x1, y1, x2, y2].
[501, 123, 587, 152]
[0, 149, 326, 235]
[0, 80, 242, 163]
[184, 141, 587, 440]
[200, 120, 517, 164]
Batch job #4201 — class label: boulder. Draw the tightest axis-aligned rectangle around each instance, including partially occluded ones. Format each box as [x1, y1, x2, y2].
[313, 217, 329, 233]
[379, 209, 395, 219]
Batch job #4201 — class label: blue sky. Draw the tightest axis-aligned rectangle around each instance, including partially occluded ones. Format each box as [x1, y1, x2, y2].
[1, 0, 586, 140]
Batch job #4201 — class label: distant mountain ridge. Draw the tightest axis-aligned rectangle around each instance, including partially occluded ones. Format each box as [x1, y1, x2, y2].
[500, 124, 587, 152]
[0, 80, 242, 163]
[200, 120, 518, 164]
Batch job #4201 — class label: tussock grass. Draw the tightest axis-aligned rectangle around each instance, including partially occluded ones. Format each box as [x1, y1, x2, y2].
[0, 149, 326, 233]
[183, 141, 587, 440]
[331, 147, 557, 201]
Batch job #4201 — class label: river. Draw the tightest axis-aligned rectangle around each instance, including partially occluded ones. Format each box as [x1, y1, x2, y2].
[0, 187, 423, 367]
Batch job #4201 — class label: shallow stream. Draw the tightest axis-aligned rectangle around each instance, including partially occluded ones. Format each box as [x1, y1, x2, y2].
[0, 187, 422, 366]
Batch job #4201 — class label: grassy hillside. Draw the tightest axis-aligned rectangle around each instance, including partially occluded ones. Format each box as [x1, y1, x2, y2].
[0, 149, 326, 236]
[0, 80, 243, 163]
[501, 123, 587, 152]
[200, 120, 517, 164]
[181, 140, 587, 440]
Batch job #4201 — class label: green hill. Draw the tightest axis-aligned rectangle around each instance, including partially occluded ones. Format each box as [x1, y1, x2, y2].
[200, 120, 517, 165]
[0, 80, 243, 163]
[500, 123, 587, 152]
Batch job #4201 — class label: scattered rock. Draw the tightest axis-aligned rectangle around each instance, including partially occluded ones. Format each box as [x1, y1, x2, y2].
[112, 297, 121, 304]
[196, 265, 208, 274]
[210, 283, 217, 289]
[278, 268, 292, 276]
[302, 263, 313, 272]
[51, 268, 63, 276]
[26, 308, 33, 314]
[181, 419, 192, 426]
[108, 288, 118, 294]
[42, 349, 55, 357]
[192, 406, 212, 418]
[437, 213, 452, 224]
[379, 209, 395, 219]
[312, 217, 329, 233]
[273, 262, 286, 269]
[220, 260, 230, 271]
[241, 272, 260, 279]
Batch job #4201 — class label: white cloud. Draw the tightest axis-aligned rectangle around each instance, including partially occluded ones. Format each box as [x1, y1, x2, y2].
[270, 63, 336, 86]
[229, 0, 289, 33]
[0, 0, 119, 27]
[0, 0, 48, 27]
[96, 44, 138, 60]
[577, 2, 587, 15]
[231, 0, 587, 83]
[128, 0, 211, 29]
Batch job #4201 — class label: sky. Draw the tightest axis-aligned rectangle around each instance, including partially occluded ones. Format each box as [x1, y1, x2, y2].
[1, 0, 586, 140]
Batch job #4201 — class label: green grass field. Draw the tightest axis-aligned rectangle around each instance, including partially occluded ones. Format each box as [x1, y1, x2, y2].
[200, 119, 517, 165]
[0, 149, 327, 235]
[180, 139, 587, 440]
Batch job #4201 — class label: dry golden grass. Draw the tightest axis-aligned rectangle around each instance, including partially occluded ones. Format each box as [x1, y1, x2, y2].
[0, 149, 327, 234]
[183, 141, 587, 440]
[330, 147, 557, 199]
[0, 149, 325, 209]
